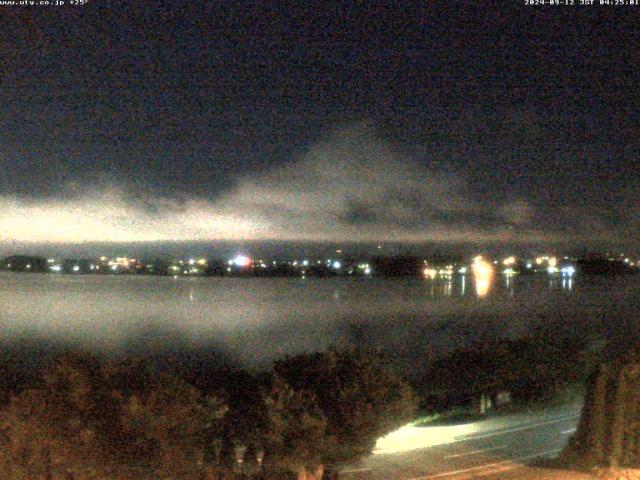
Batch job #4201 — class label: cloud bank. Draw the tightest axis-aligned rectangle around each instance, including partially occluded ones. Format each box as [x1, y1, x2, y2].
[0, 124, 630, 245]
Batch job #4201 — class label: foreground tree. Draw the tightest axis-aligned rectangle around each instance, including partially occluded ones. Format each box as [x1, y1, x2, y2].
[118, 372, 228, 473]
[0, 354, 228, 479]
[0, 354, 120, 478]
[264, 376, 330, 479]
[567, 348, 640, 469]
[265, 349, 418, 479]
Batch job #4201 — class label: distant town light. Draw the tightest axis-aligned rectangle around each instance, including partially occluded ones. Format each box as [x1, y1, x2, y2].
[547, 266, 559, 274]
[561, 266, 576, 276]
[502, 256, 516, 266]
[302, 260, 309, 266]
[332, 260, 341, 269]
[72, 265, 80, 272]
[423, 268, 437, 279]
[458, 267, 468, 274]
[232, 255, 251, 267]
[50, 265, 62, 272]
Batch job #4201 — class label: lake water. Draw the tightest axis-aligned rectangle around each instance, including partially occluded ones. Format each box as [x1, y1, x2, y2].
[1, 272, 639, 376]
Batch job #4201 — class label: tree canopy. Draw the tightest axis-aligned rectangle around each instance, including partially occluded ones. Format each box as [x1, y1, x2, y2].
[265, 349, 418, 476]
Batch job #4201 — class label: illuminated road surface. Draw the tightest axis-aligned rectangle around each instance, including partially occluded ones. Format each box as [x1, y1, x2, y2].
[339, 404, 581, 479]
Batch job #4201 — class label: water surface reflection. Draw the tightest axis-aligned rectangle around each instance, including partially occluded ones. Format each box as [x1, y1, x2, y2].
[0, 272, 638, 373]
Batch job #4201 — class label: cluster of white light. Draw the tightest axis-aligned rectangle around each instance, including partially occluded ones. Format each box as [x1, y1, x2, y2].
[423, 264, 455, 279]
[356, 263, 372, 275]
[108, 257, 133, 268]
[439, 266, 454, 276]
[423, 268, 437, 279]
[230, 255, 251, 267]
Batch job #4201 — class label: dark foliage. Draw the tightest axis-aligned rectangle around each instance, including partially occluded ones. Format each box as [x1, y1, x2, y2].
[270, 349, 418, 467]
[371, 255, 422, 277]
[568, 346, 640, 469]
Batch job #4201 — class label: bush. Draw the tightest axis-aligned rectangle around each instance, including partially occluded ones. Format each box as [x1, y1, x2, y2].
[266, 349, 418, 477]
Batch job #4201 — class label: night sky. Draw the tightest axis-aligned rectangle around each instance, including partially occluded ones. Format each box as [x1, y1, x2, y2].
[1, 3, 639, 250]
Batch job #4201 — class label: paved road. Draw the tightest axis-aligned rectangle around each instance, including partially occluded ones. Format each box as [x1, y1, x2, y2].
[339, 404, 582, 480]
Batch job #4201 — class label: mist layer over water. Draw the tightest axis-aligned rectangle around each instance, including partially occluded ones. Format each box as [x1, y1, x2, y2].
[1, 272, 639, 377]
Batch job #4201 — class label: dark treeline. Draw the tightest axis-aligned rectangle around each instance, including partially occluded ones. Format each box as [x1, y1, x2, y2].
[576, 256, 638, 275]
[419, 334, 601, 414]
[0, 341, 416, 480]
[369, 255, 423, 277]
[1, 255, 50, 273]
[0, 326, 615, 479]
